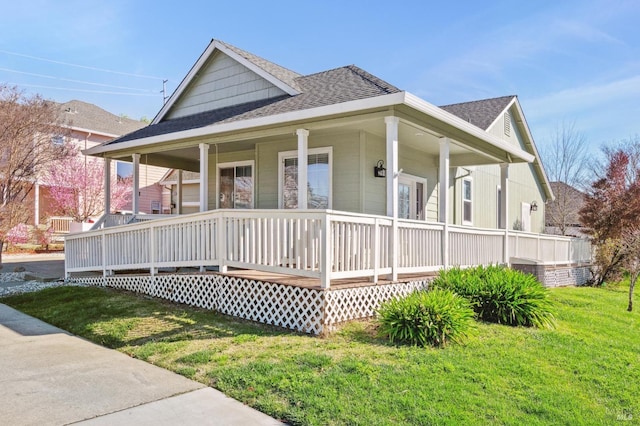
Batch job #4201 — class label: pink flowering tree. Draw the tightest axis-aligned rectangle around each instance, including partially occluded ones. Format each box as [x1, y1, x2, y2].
[45, 147, 131, 222]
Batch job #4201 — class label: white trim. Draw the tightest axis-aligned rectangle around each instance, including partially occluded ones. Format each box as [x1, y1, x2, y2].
[278, 147, 333, 209]
[496, 185, 502, 229]
[216, 160, 255, 209]
[85, 91, 535, 166]
[485, 97, 554, 201]
[398, 173, 427, 221]
[462, 177, 473, 226]
[151, 40, 300, 125]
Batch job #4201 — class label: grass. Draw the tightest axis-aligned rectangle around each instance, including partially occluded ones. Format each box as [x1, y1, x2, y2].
[2, 285, 639, 425]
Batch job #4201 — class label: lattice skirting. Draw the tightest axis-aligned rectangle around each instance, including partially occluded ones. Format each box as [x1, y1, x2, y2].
[69, 274, 432, 335]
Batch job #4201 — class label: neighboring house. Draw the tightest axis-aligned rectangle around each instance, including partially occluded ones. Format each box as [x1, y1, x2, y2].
[545, 181, 586, 237]
[67, 40, 591, 334]
[29, 100, 169, 231]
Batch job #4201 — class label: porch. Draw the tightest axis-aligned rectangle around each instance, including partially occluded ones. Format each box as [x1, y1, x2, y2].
[65, 209, 590, 334]
[65, 209, 591, 287]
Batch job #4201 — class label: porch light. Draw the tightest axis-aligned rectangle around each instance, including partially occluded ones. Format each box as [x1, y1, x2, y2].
[374, 160, 386, 178]
[530, 201, 538, 212]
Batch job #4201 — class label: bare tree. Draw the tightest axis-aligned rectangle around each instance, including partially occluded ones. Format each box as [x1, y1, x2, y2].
[0, 84, 70, 263]
[540, 121, 590, 235]
[621, 227, 640, 312]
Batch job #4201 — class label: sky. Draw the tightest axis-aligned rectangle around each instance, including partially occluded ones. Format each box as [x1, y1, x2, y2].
[1, 0, 639, 155]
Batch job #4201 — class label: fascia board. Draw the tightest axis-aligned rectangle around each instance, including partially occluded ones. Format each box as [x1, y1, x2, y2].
[403, 92, 535, 163]
[84, 92, 406, 155]
[215, 41, 300, 96]
[151, 40, 218, 125]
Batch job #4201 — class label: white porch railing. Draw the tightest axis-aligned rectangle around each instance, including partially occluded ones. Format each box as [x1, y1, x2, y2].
[65, 209, 591, 288]
[48, 216, 73, 234]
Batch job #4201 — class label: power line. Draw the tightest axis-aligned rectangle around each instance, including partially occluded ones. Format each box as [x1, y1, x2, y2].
[0, 49, 165, 81]
[8, 82, 161, 97]
[0, 67, 158, 93]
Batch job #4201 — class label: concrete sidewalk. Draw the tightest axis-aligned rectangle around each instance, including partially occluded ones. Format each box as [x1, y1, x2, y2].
[0, 304, 283, 425]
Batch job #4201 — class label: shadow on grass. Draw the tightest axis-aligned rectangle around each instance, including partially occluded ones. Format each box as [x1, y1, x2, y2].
[1, 286, 292, 349]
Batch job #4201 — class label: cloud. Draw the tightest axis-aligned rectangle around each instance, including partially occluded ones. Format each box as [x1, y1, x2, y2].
[525, 75, 640, 120]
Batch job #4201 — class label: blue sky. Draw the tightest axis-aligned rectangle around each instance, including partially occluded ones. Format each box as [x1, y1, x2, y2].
[1, 0, 638, 154]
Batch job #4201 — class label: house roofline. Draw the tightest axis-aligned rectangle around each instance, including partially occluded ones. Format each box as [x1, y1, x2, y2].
[151, 40, 300, 125]
[485, 97, 554, 201]
[86, 91, 534, 164]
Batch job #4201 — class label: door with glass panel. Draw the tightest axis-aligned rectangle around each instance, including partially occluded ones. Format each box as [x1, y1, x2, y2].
[398, 176, 425, 220]
[218, 163, 254, 209]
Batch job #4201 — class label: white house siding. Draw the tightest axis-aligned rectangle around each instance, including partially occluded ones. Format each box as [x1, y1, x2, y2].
[167, 51, 287, 119]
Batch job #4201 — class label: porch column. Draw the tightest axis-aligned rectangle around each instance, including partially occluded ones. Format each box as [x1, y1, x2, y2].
[132, 154, 140, 214]
[34, 183, 40, 225]
[104, 158, 111, 215]
[439, 138, 450, 269]
[296, 129, 309, 209]
[176, 169, 183, 215]
[500, 163, 510, 264]
[199, 143, 209, 212]
[385, 116, 399, 281]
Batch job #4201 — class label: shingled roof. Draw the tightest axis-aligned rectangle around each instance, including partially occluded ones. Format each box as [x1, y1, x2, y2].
[440, 95, 515, 130]
[216, 40, 302, 93]
[107, 64, 401, 145]
[57, 100, 146, 136]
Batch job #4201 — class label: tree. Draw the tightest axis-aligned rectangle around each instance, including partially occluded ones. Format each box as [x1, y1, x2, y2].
[45, 146, 131, 222]
[620, 227, 640, 312]
[540, 121, 590, 235]
[0, 84, 70, 263]
[579, 140, 640, 285]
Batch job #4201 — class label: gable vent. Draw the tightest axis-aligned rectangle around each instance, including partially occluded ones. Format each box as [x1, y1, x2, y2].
[504, 111, 511, 136]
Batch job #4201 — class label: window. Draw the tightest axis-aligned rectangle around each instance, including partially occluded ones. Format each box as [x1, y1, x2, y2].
[51, 135, 64, 145]
[398, 174, 426, 220]
[279, 148, 332, 209]
[116, 161, 133, 182]
[218, 161, 254, 209]
[462, 178, 472, 225]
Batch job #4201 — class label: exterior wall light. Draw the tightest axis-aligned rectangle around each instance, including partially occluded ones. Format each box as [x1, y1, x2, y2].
[530, 201, 538, 212]
[374, 160, 386, 178]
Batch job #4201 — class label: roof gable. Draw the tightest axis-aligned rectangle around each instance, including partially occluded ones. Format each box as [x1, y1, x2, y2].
[154, 40, 302, 124]
[106, 65, 401, 145]
[440, 95, 515, 131]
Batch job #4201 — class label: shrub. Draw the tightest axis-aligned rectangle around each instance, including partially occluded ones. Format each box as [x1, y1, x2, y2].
[432, 265, 555, 328]
[377, 289, 476, 348]
[6, 223, 30, 244]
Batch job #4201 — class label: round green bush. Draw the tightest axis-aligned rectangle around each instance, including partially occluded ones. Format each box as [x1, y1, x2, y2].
[377, 289, 476, 348]
[432, 265, 555, 328]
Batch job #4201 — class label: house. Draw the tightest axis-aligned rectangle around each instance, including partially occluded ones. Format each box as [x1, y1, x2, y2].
[545, 181, 587, 237]
[67, 40, 591, 334]
[30, 100, 169, 233]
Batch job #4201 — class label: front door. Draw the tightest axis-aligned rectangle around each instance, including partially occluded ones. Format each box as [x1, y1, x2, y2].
[398, 175, 426, 220]
[218, 162, 254, 209]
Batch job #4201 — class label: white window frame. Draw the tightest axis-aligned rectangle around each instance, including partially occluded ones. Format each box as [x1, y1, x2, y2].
[398, 173, 427, 221]
[278, 147, 333, 209]
[462, 177, 473, 226]
[216, 160, 255, 209]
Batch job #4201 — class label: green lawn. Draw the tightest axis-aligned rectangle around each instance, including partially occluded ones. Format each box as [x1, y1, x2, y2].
[2, 285, 638, 425]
